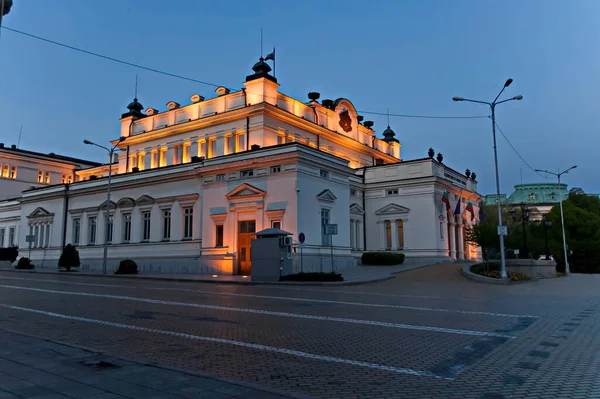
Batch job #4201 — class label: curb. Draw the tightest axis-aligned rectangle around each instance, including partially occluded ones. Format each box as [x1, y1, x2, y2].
[1, 328, 309, 399]
[0, 267, 395, 287]
[460, 264, 512, 285]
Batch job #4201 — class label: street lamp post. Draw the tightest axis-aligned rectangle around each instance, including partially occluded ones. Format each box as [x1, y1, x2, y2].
[453, 79, 523, 279]
[535, 165, 577, 274]
[84, 137, 125, 274]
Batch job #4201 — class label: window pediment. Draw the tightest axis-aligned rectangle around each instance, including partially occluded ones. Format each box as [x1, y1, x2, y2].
[27, 207, 54, 219]
[317, 189, 337, 202]
[226, 183, 266, 201]
[116, 197, 135, 208]
[375, 203, 410, 215]
[350, 203, 364, 215]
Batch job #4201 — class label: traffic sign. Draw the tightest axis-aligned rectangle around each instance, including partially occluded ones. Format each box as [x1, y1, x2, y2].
[298, 232, 305, 243]
[497, 226, 508, 236]
[325, 224, 338, 235]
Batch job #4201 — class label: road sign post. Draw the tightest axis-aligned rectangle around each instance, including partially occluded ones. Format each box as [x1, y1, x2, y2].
[298, 232, 305, 273]
[324, 224, 338, 272]
[26, 234, 35, 259]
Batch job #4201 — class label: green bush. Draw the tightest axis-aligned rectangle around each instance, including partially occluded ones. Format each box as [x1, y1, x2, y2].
[0, 247, 18, 262]
[361, 252, 405, 266]
[279, 272, 343, 282]
[58, 244, 80, 271]
[15, 257, 34, 270]
[115, 259, 138, 275]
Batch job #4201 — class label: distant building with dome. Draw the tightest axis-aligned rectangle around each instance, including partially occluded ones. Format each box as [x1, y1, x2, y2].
[484, 183, 569, 219]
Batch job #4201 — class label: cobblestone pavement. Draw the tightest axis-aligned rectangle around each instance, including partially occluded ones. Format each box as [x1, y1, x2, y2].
[0, 263, 599, 399]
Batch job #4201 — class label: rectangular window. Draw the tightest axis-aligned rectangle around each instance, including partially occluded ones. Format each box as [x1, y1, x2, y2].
[227, 135, 235, 154]
[142, 211, 151, 241]
[183, 144, 190, 163]
[173, 146, 181, 165]
[0, 228, 5, 247]
[237, 134, 246, 151]
[320, 169, 329, 178]
[321, 209, 331, 246]
[137, 153, 145, 170]
[38, 170, 44, 183]
[159, 148, 167, 167]
[270, 165, 281, 174]
[122, 213, 131, 242]
[208, 139, 216, 158]
[72, 218, 80, 245]
[183, 208, 193, 239]
[38, 225, 44, 248]
[216, 174, 226, 182]
[44, 171, 50, 184]
[386, 189, 399, 196]
[385, 220, 392, 250]
[271, 220, 282, 230]
[397, 220, 404, 249]
[162, 210, 171, 240]
[10, 166, 17, 179]
[45, 224, 50, 247]
[241, 169, 253, 177]
[8, 227, 15, 246]
[200, 141, 207, 158]
[215, 225, 224, 246]
[61, 174, 72, 184]
[88, 216, 97, 245]
[107, 214, 113, 243]
[152, 151, 159, 168]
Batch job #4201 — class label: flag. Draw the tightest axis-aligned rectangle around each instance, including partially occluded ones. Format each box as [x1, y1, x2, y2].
[442, 191, 451, 212]
[265, 48, 275, 61]
[465, 201, 475, 221]
[454, 198, 462, 216]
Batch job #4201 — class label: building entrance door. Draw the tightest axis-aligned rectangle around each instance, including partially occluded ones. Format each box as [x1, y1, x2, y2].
[238, 220, 256, 275]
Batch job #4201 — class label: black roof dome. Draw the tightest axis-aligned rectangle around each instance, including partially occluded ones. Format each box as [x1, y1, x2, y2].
[382, 126, 399, 143]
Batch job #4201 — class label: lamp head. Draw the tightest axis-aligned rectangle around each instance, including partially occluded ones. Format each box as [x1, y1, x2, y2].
[504, 78, 513, 87]
[452, 96, 464, 102]
[83, 140, 93, 145]
[513, 95, 523, 100]
[118, 136, 126, 142]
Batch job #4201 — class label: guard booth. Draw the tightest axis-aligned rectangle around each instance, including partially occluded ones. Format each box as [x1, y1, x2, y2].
[250, 228, 293, 281]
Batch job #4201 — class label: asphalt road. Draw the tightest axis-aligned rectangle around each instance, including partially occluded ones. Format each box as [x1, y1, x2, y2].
[0, 264, 599, 399]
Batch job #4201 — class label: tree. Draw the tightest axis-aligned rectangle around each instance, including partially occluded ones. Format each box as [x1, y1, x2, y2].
[58, 244, 81, 272]
[464, 205, 501, 261]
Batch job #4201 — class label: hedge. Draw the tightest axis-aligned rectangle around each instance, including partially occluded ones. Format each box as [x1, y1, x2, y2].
[115, 259, 139, 275]
[0, 247, 18, 262]
[279, 272, 343, 282]
[15, 257, 34, 270]
[361, 252, 405, 266]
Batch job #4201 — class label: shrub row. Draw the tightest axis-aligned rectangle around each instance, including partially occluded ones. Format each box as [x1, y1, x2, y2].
[361, 252, 405, 266]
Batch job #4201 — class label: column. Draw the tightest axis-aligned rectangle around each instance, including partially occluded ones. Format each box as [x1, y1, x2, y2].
[216, 136, 225, 157]
[97, 211, 106, 246]
[355, 221, 361, 250]
[457, 222, 465, 260]
[449, 222, 456, 259]
[130, 208, 141, 243]
[391, 219, 399, 250]
[113, 211, 122, 244]
[350, 220, 355, 250]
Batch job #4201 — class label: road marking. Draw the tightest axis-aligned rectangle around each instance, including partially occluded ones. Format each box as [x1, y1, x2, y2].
[0, 276, 134, 289]
[0, 284, 516, 338]
[146, 287, 537, 319]
[0, 304, 450, 380]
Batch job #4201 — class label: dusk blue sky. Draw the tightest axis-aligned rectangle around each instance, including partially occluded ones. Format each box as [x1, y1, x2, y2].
[1, 1, 598, 195]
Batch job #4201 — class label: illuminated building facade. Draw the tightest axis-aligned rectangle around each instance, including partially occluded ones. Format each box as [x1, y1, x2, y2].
[0, 59, 481, 272]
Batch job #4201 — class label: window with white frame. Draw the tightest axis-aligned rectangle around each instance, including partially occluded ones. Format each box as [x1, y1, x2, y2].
[38, 225, 44, 248]
[44, 224, 50, 247]
[72, 218, 80, 245]
[241, 169, 253, 177]
[88, 216, 97, 245]
[320, 169, 329, 178]
[122, 213, 131, 242]
[270, 165, 281, 174]
[0, 228, 5, 247]
[271, 220, 282, 230]
[162, 210, 171, 240]
[142, 211, 151, 241]
[8, 227, 15, 246]
[183, 208, 193, 239]
[321, 208, 331, 246]
[386, 189, 399, 196]
[106, 214, 113, 243]
[216, 174, 225, 182]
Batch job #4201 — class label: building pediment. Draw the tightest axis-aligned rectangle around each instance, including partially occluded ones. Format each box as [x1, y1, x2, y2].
[350, 203, 364, 215]
[375, 203, 410, 215]
[135, 195, 155, 206]
[317, 189, 337, 202]
[116, 197, 135, 208]
[27, 207, 54, 219]
[226, 183, 266, 201]
[98, 200, 117, 210]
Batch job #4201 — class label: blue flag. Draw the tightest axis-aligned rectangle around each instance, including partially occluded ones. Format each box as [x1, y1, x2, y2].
[454, 199, 462, 216]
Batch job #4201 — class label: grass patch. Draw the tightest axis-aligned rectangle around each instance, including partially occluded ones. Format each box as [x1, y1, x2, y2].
[471, 263, 530, 282]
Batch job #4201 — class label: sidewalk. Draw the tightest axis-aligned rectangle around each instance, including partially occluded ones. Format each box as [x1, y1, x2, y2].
[0, 330, 300, 399]
[0, 258, 447, 286]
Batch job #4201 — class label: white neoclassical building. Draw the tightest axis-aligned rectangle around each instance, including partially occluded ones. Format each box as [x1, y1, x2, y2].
[0, 58, 481, 273]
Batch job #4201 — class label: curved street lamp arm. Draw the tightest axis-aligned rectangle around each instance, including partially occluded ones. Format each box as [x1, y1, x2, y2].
[495, 97, 519, 106]
[457, 98, 491, 106]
